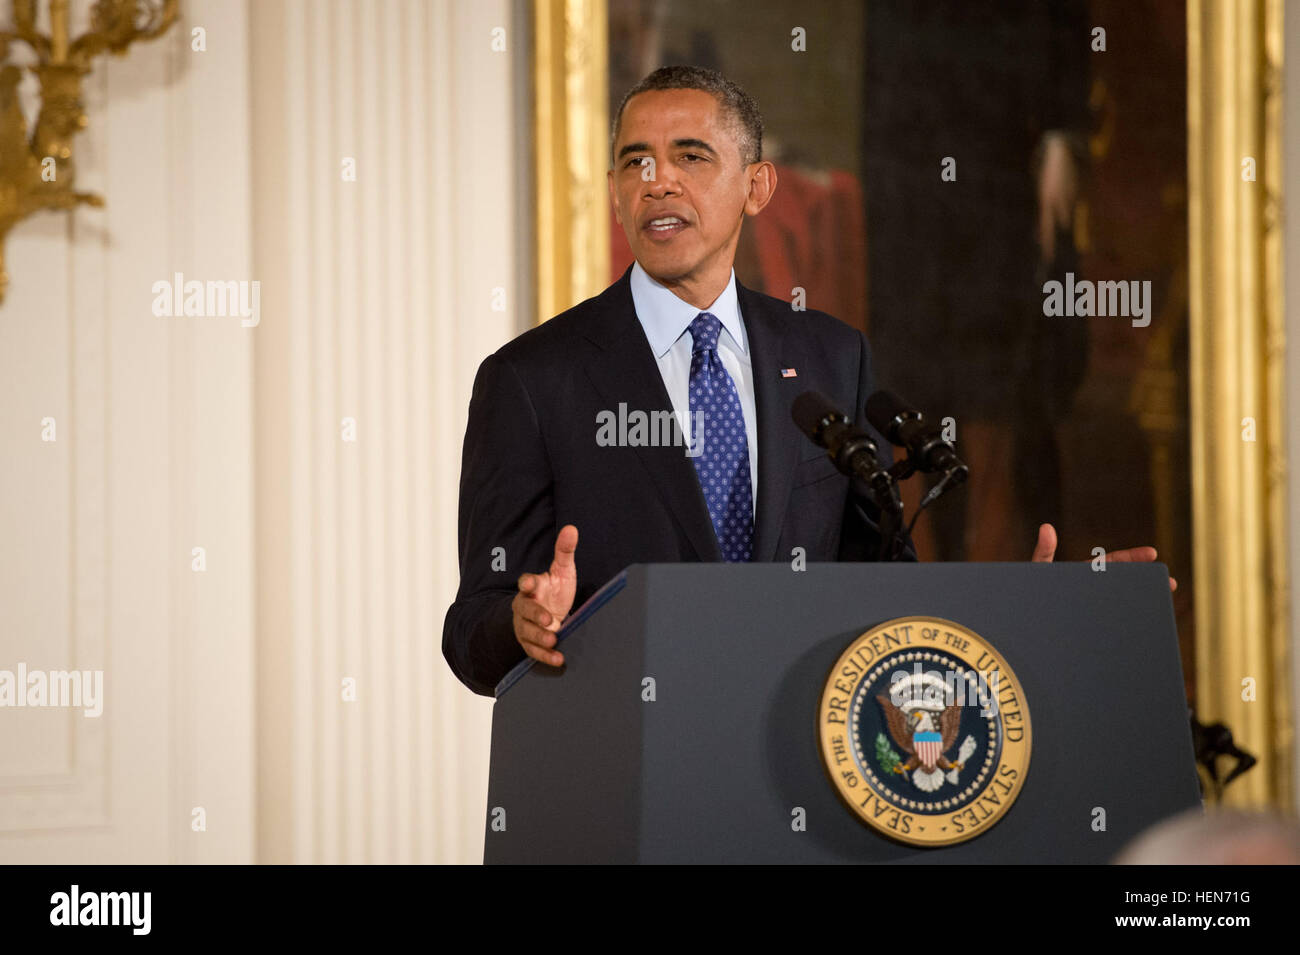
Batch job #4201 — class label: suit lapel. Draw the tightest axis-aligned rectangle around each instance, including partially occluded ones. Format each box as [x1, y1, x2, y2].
[740, 281, 806, 563]
[582, 268, 722, 562]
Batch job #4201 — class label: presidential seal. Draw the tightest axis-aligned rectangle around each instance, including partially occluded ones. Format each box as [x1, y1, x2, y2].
[817, 616, 1031, 847]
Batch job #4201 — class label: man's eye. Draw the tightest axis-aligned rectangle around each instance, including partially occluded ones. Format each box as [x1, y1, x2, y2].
[626, 157, 649, 167]
[682, 154, 703, 162]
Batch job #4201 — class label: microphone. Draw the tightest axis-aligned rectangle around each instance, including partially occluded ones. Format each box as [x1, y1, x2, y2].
[865, 389, 966, 479]
[791, 391, 899, 516]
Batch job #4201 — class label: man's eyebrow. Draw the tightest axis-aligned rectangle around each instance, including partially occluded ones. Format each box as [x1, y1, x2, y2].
[615, 138, 719, 161]
[671, 138, 717, 156]
[616, 141, 650, 161]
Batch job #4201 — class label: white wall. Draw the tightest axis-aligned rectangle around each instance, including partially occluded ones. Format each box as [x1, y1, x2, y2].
[0, 0, 524, 864]
[0, 0, 254, 862]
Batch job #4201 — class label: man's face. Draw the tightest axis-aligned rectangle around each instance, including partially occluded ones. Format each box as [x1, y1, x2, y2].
[608, 88, 773, 288]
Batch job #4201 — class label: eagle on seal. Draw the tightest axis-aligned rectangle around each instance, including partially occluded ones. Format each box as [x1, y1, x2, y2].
[877, 693, 968, 793]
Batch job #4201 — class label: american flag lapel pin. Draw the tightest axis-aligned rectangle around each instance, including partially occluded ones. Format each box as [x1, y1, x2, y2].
[781, 367, 798, 378]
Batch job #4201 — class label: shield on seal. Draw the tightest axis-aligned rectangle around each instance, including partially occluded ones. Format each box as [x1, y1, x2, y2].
[914, 731, 942, 770]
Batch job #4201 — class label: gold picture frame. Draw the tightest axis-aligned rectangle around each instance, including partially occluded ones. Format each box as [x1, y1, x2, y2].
[532, 0, 609, 326]
[1187, 0, 1290, 809]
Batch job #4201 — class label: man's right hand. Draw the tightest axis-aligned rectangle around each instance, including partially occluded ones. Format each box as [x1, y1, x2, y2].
[512, 524, 579, 667]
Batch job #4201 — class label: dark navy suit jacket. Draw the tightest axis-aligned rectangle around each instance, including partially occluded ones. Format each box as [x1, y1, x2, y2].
[442, 264, 914, 696]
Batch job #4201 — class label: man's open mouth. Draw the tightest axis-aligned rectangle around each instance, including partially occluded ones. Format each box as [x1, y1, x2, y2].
[644, 216, 688, 237]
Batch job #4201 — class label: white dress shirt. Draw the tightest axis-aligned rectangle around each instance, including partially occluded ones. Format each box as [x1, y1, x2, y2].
[629, 260, 758, 517]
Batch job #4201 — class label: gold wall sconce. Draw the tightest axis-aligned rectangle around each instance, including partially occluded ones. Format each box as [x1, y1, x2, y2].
[0, 0, 179, 304]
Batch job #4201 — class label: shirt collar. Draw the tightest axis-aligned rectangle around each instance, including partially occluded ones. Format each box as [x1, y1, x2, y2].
[629, 260, 747, 359]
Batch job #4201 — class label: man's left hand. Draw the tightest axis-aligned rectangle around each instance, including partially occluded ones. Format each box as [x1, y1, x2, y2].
[1030, 522, 1177, 591]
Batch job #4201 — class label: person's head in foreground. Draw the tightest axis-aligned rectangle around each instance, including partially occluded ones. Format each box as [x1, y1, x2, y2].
[1115, 807, 1300, 864]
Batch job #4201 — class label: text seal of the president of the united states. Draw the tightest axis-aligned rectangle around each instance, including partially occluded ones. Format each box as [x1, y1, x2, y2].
[818, 616, 1032, 847]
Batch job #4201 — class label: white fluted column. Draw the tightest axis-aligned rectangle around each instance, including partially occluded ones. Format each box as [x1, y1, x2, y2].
[252, 0, 524, 864]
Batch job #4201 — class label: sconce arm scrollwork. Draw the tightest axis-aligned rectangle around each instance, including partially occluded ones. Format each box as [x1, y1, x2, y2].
[0, 0, 179, 304]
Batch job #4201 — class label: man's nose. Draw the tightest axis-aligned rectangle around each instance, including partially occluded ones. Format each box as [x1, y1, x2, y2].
[643, 164, 681, 197]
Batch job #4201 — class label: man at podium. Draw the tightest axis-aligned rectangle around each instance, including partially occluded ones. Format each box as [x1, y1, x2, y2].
[442, 66, 1169, 698]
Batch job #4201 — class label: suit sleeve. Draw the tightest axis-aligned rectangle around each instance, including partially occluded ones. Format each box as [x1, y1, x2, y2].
[441, 352, 557, 695]
[838, 330, 919, 562]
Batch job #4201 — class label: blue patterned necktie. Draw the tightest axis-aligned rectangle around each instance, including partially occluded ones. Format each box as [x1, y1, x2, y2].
[687, 312, 754, 562]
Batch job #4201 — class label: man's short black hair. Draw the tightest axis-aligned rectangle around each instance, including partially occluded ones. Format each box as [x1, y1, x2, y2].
[610, 65, 764, 168]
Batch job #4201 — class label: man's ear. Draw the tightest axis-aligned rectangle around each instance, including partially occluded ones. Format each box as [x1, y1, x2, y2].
[744, 160, 778, 217]
[607, 169, 621, 225]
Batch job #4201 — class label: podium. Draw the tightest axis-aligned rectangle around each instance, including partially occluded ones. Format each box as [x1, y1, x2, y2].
[483, 562, 1200, 863]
